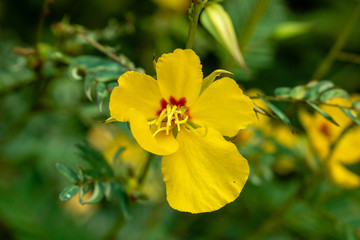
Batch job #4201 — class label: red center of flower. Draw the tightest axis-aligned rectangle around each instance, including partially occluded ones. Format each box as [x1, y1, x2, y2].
[319, 122, 331, 138]
[156, 96, 187, 116]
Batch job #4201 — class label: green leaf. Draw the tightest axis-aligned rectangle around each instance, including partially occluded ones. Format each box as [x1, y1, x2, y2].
[84, 181, 104, 204]
[352, 100, 360, 111]
[305, 80, 334, 101]
[340, 107, 360, 125]
[117, 183, 131, 219]
[93, 70, 124, 83]
[258, 95, 293, 132]
[319, 88, 349, 102]
[201, 69, 232, 93]
[307, 102, 339, 126]
[107, 82, 118, 91]
[76, 142, 114, 178]
[290, 85, 307, 99]
[84, 73, 96, 101]
[56, 162, 80, 183]
[274, 87, 292, 97]
[79, 183, 89, 205]
[96, 82, 109, 112]
[103, 181, 115, 201]
[59, 185, 80, 201]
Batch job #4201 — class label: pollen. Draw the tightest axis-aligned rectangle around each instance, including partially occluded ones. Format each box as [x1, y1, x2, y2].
[149, 97, 190, 137]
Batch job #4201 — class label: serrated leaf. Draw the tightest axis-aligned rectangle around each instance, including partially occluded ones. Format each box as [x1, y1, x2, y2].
[352, 100, 360, 111]
[274, 87, 291, 97]
[319, 88, 349, 102]
[340, 107, 360, 125]
[59, 185, 80, 201]
[290, 85, 307, 99]
[56, 162, 80, 183]
[84, 181, 104, 204]
[258, 95, 293, 132]
[307, 102, 339, 126]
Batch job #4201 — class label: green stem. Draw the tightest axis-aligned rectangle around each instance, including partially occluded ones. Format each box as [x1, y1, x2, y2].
[185, 0, 206, 49]
[238, 0, 270, 52]
[35, 0, 53, 53]
[249, 95, 357, 112]
[312, 2, 360, 80]
[138, 153, 156, 185]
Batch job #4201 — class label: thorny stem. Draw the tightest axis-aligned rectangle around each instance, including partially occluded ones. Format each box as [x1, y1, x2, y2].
[312, 1, 360, 80]
[186, 0, 207, 49]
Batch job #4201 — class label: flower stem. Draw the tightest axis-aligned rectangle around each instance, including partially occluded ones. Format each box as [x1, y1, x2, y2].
[238, 0, 270, 52]
[249, 95, 358, 112]
[185, 0, 207, 49]
[138, 153, 156, 185]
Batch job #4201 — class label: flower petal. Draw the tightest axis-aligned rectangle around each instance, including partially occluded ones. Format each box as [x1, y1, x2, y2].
[156, 49, 203, 106]
[190, 77, 255, 137]
[128, 108, 178, 156]
[162, 127, 249, 213]
[328, 160, 360, 189]
[109, 71, 162, 122]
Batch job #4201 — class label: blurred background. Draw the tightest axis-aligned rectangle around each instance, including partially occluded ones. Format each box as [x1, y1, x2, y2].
[1, 0, 360, 239]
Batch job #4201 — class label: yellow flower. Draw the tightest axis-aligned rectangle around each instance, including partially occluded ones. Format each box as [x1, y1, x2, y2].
[87, 125, 163, 201]
[153, 0, 190, 12]
[109, 49, 255, 213]
[328, 126, 360, 188]
[299, 98, 352, 160]
[87, 125, 148, 175]
[300, 97, 360, 188]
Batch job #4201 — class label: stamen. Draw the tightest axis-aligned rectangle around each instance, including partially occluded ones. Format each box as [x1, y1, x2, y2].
[148, 102, 191, 137]
[152, 127, 167, 137]
[147, 119, 157, 125]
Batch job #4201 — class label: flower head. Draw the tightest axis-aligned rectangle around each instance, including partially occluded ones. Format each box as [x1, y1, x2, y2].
[109, 49, 255, 213]
[300, 97, 360, 188]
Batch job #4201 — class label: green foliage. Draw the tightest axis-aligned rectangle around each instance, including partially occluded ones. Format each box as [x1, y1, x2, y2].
[59, 185, 81, 201]
[2, 0, 360, 239]
[257, 94, 293, 132]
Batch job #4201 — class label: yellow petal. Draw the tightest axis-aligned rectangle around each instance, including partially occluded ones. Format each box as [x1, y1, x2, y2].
[156, 49, 203, 106]
[109, 71, 163, 122]
[128, 108, 178, 155]
[190, 77, 255, 137]
[162, 127, 249, 213]
[331, 126, 360, 164]
[328, 160, 360, 189]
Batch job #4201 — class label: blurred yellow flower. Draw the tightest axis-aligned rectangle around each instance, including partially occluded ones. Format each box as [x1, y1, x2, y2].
[87, 125, 163, 201]
[153, 0, 190, 12]
[300, 97, 360, 188]
[87, 125, 148, 175]
[109, 48, 255, 213]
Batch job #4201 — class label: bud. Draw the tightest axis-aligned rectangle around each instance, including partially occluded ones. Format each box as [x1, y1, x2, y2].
[200, 3, 248, 70]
